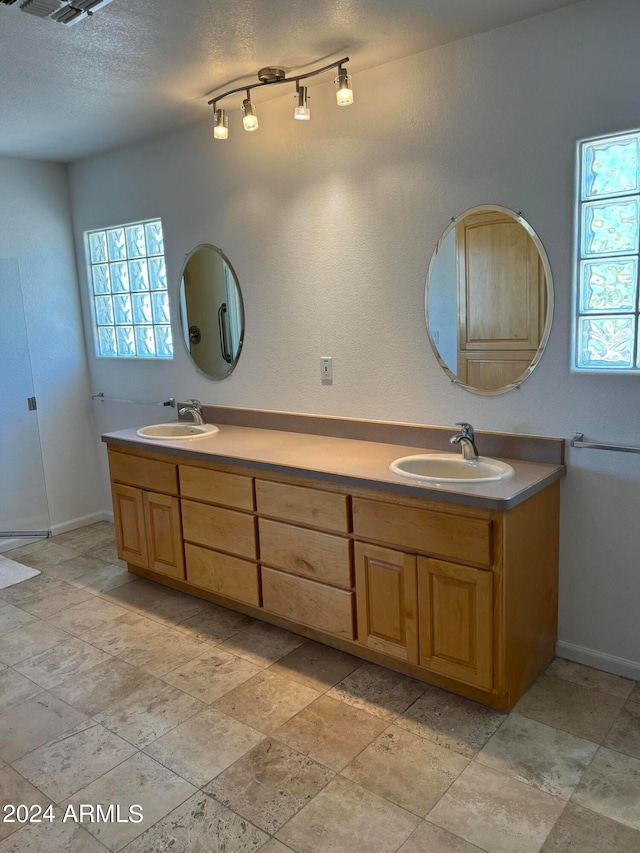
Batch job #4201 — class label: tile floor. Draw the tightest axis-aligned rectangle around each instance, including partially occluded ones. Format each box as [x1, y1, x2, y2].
[0, 523, 639, 852]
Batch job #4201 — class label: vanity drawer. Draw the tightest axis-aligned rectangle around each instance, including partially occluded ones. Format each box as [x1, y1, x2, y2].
[108, 449, 177, 494]
[259, 519, 353, 589]
[185, 543, 261, 607]
[256, 479, 350, 533]
[261, 566, 356, 640]
[352, 498, 493, 567]
[181, 499, 257, 559]
[179, 465, 254, 510]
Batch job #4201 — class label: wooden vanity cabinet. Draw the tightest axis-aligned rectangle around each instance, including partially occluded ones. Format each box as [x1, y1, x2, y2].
[109, 451, 184, 580]
[106, 443, 560, 712]
[354, 542, 418, 663]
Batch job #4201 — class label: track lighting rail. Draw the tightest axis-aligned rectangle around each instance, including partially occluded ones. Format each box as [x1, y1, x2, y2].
[207, 57, 349, 107]
[208, 56, 352, 138]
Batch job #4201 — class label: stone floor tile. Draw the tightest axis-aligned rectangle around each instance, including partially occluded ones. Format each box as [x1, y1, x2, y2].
[0, 812, 109, 852]
[275, 694, 388, 771]
[14, 722, 136, 803]
[546, 659, 635, 698]
[326, 662, 425, 722]
[218, 621, 307, 668]
[144, 706, 264, 786]
[0, 766, 52, 842]
[46, 554, 112, 582]
[604, 701, 640, 760]
[276, 774, 419, 853]
[0, 692, 88, 763]
[516, 674, 627, 742]
[82, 542, 123, 566]
[257, 841, 294, 853]
[47, 596, 128, 636]
[0, 574, 64, 608]
[343, 725, 468, 817]
[79, 610, 165, 656]
[0, 668, 43, 713]
[396, 686, 506, 758]
[17, 583, 94, 619]
[428, 762, 566, 853]
[542, 801, 640, 852]
[572, 746, 640, 830]
[115, 626, 213, 676]
[60, 752, 196, 851]
[268, 640, 362, 692]
[131, 588, 211, 627]
[70, 564, 137, 594]
[51, 657, 156, 716]
[628, 683, 640, 706]
[162, 648, 262, 704]
[0, 620, 71, 666]
[213, 669, 319, 734]
[476, 712, 598, 799]
[14, 637, 111, 689]
[176, 604, 254, 643]
[205, 738, 334, 834]
[121, 792, 268, 852]
[99, 578, 170, 612]
[95, 679, 205, 748]
[398, 821, 484, 853]
[0, 603, 37, 636]
[13, 542, 79, 571]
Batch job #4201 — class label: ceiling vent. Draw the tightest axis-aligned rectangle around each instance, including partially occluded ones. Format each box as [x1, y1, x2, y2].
[1, 0, 115, 23]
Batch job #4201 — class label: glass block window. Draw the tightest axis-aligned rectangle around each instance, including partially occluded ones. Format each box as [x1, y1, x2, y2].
[85, 218, 173, 359]
[575, 131, 640, 371]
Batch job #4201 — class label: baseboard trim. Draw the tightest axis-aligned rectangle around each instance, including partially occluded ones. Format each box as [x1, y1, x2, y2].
[556, 640, 640, 681]
[49, 512, 106, 536]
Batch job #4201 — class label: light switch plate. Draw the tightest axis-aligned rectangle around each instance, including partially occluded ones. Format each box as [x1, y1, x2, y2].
[321, 356, 333, 383]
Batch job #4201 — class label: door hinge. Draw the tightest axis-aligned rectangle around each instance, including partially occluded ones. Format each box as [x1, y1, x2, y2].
[27, 396, 37, 411]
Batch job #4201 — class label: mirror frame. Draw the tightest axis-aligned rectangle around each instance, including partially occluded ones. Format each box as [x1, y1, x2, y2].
[178, 243, 245, 380]
[425, 205, 554, 395]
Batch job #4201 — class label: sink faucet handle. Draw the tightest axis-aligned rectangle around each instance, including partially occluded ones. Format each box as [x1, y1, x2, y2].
[185, 398, 202, 411]
[454, 422, 475, 438]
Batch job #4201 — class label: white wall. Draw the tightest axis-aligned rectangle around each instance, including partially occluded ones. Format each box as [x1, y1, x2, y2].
[0, 156, 102, 535]
[68, 0, 640, 677]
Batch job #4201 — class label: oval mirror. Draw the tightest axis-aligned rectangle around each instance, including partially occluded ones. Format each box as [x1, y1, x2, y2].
[425, 205, 553, 394]
[179, 244, 244, 380]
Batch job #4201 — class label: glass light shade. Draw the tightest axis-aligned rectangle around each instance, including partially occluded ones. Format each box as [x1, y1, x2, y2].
[242, 99, 259, 131]
[294, 86, 310, 120]
[213, 109, 228, 139]
[335, 71, 353, 106]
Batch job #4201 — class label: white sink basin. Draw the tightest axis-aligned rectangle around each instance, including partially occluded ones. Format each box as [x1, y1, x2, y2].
[389, 453, 515, 483]
[136, 422, 219, 440]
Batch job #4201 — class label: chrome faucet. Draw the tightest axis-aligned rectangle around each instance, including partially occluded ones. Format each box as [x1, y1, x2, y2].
[450, 422, 479, 461]
[178, 398, 205, 425]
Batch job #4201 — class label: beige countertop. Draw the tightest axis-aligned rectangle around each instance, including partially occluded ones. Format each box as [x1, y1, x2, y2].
[103, 422, 565, 510]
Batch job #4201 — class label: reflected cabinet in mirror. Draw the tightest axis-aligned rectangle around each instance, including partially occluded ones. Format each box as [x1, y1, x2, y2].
[179, 244, 244, 380]
[426, 206, 553, 394]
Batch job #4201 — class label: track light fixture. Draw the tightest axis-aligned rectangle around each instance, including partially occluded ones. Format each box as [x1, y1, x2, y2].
[294, 84, 310, 121]
[208, 56, 352, 140]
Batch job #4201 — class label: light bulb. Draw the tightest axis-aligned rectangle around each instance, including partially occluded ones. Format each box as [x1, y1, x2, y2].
[294, 86, 310, 120]
[213, 108, 228, 139]
[335, 69, 353, 106]
[242, 99, 259, 131]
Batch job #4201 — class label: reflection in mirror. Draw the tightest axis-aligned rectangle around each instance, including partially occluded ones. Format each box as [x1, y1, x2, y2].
[179, 244, 244, 380]
[426, 206, 553, 395]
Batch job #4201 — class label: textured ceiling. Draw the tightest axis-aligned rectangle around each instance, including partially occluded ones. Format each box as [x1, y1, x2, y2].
[0, 0, 585, 162]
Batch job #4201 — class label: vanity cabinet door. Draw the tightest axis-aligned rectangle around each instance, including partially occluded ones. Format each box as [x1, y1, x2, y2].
[418, 557, 493, 690]
[354, 542, 418, 663]
[143, 491, 185, 580]
[112, 483, 148, 568]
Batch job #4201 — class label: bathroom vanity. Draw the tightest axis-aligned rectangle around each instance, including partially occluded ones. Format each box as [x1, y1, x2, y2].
[104, 411, 564, 711]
